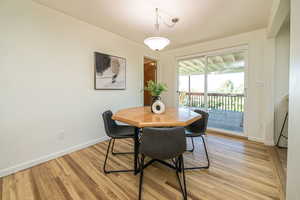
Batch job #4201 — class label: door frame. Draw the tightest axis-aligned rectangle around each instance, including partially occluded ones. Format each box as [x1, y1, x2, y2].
[143, 56, 159, 106]
[175, 45, 249, 137]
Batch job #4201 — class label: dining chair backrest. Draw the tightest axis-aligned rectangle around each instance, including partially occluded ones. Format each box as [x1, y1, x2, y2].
[140, 127, 186, 160]
[186, 110, 209, 134]
[102, 110, 118, 137]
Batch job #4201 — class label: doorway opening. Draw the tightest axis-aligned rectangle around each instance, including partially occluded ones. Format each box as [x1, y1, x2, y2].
[177, 48, 248, 134]
[144, 57, 157, 106]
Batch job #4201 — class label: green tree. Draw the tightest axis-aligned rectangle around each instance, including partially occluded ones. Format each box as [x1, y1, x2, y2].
[233, 83, 244, 94]
[218, 80, 234, 93]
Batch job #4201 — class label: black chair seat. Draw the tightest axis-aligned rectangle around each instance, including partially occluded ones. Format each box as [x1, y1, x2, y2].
[184, 109, 210, 170]
[111, 126, 135, 138]
[140, 127, 186, 160]
[185, 130, 205, 137]
[139, 127, 188, 200]
[102, 110, 136, 174]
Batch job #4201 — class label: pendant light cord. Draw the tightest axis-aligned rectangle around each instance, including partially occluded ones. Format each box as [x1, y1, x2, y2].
[155, 8, 160, 33]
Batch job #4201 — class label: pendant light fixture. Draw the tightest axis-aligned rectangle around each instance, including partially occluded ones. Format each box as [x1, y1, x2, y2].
[144, 8, 178, 51]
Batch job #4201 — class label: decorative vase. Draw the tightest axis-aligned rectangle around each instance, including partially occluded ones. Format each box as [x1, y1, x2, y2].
[151, 96, 161, 113]
[152, 100, 166, 114]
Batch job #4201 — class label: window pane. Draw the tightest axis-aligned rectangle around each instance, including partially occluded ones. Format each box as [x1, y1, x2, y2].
[206, 51, 246, 133]
[178, 57, 205, 107]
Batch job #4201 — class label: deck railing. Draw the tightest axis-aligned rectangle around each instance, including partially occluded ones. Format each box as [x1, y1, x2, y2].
[179, 92, 245, 112]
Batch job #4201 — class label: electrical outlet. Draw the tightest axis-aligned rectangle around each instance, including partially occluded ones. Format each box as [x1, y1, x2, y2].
[58, 130, 65, 140]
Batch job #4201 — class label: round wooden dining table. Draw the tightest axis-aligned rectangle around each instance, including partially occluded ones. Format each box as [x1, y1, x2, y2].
[112, 106, 202, 174]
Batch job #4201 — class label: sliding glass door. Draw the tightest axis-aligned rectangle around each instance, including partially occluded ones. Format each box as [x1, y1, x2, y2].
[177, 49, 247, 134]
[178, 56, 206, 108]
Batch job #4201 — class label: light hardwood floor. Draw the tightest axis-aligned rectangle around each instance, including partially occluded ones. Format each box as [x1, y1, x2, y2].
[0, 133, 283, 200]
[272, 147, 287, 199]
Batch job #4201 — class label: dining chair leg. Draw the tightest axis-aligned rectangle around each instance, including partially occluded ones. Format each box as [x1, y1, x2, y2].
[184, 135, 210, 170]
[178, 156, 182, 173]
[187, 137, 195, 152]
[201, 135, 210, 168]
[134, 127, 140, 175]
[103, 138, 135, 174]
[181, 155, 188, 200]
[103, 138, 112, 174]
[175, 155, 188, 200]
[111, 139, 134, 156]
[175, 157, 184, 195]
[111, 139, 115, 154]
[138, 155, 145, 200]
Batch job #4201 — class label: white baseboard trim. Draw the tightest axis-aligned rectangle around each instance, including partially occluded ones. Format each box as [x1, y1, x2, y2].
[248, 136, 264, 143]
[0, 136, 109, 178]
[264, 139, 275, 146]
[248, 136, 275, 146]
[207, 127, 246, 138]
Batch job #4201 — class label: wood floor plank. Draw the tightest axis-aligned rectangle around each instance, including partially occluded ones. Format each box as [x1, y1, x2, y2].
[63, 155, 108, 200]
[54, 177, 73, 200]
[14, 170, 35, 200]
[0, 177, 3, 200]
[69, 152, 131, 200]
[54, 158, 99, 200]
[47, 160, 82, 200]
[31, 164, 67, 200]
[2, 175, 17, 200]
[28, 169, 42, 200]
[269, 147, 286, 200]
[0, 134, 283, 200]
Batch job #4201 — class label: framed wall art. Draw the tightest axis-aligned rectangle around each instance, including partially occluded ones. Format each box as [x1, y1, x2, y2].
[94, 52, 126, 90]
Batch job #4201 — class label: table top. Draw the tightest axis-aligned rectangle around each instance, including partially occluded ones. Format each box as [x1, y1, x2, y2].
[112, 106, 202, 128]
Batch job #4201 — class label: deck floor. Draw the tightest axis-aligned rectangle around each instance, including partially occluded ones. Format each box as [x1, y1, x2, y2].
[0, 133, 283, 200]
[185, 107, 244, 133]
[208, 109, 243, 133]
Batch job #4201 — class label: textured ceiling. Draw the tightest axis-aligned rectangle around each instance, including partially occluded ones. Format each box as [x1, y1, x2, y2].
[178, 51, 246, 75]
[34, 0, 273, 50]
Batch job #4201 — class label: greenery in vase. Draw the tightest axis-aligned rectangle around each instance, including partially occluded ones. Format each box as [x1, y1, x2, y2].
[144, 80, 167, 97]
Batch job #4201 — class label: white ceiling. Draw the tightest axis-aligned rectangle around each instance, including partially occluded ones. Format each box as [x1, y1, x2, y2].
[34, 0, 273, 50]
[178, 51, 245, 75]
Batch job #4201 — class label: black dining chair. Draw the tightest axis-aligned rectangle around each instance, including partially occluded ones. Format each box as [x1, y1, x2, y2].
[102, 110, 135, 174]
[139, 127, 187, 200]
[185, 109, 210, 170]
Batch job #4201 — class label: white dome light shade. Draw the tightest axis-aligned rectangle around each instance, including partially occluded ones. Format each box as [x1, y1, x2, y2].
[144, 37, 170, 51]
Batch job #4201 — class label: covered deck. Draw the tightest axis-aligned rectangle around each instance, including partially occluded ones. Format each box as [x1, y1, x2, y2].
[179, 92, 244, 133]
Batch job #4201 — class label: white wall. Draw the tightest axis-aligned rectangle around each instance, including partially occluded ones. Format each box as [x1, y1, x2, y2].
[274, 22, 290, 147]
[286, 0, 300, 198]
[0, 0, 157, 177]
[159, 29, 276, 144]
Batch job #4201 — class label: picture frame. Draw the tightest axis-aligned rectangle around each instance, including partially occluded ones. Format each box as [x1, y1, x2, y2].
[94, 52, 126, 90]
